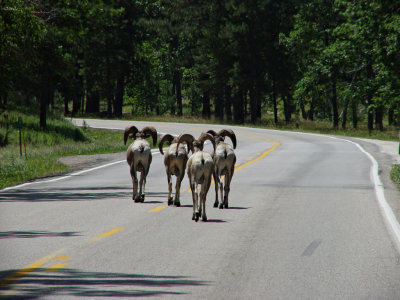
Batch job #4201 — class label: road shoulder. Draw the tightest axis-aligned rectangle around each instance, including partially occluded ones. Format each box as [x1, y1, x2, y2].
[346, 137, 400, 229]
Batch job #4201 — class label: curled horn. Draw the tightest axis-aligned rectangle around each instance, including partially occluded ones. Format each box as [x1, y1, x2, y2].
[124, 125, 139, 145]
[198, 132, 216, 152]
[158, 134, 175, 155]
[218, 129, 237, 149]
[206, 129, 217, 136]
[142, 126, 158, 146]
[176, 133, 195, 153]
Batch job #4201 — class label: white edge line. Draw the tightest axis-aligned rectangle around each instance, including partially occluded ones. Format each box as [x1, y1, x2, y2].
[1, 150, 160, 192]
[292, 131, 400, 253]
[343, 139, 400, 253]
[1, 127, 170, 192]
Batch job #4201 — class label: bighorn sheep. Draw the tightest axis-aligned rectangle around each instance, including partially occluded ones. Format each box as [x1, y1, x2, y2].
[124, 126, 157, 203]
[207, 129, 237, 209]
[176, 133, 216, 221]
[158, 134, 193, 206]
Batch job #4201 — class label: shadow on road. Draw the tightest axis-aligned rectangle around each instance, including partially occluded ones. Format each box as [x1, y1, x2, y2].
[0, 187, 169, 203]
[0, 231, 81, 239]
[0, 268, 209, 299]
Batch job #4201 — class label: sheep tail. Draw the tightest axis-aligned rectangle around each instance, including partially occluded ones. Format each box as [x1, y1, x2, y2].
[224, 149, 227, 159]
[139, 145, 144, 153]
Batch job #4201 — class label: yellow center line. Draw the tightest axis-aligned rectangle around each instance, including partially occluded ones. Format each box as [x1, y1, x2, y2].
[149, 205, 166, 212]
[45, 263, 68, 272]
[186, 133, 280, 192]
[89, 227, 124, 242]
[0, 248, 67, 290]
[53, 256, 69, 261]
[234, 134, 280, 173]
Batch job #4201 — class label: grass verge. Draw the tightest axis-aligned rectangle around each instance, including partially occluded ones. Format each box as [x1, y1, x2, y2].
[0, 112, 127, 189]
[391, 165, 400, 187]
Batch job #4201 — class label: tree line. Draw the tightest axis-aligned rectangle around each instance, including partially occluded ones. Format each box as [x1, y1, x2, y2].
[1, 0, 399, 130]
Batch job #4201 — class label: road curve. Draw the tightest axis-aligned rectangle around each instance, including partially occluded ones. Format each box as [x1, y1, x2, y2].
[0, 119, 399, 299]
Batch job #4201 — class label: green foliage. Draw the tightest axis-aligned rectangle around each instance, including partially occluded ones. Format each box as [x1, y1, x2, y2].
[391, 164, 400, 186]
[2, 0, 400, 130]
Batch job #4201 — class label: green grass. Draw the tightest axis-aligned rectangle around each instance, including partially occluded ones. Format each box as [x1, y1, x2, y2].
[0, 111, 128, 189]
[391, 165, 400, 187]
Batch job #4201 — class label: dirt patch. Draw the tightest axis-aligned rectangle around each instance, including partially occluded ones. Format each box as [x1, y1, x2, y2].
[58, 152, 126, 173]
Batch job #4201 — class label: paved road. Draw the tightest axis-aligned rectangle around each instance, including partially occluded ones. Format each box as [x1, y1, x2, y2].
[1, 120, 400, 299]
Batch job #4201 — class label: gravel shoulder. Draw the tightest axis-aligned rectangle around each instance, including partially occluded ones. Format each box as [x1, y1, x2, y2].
[58, 151, 126, 173]
[346, 137, 400, 228]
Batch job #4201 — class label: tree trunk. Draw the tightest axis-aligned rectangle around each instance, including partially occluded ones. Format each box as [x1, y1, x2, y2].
[331, 79, 339, 129]
[214, 83, 224, 122]
[368, 108, 374, 134]
[375, 104, 384, 131]
[388, 104, 394, 126]
[366, 63, 375, 134]
[249, 85, 258, 124]
[342, 98, 349, 130]
[202, 90, 211, 119]
[352, 98, 358, 129]
[233, 88, 244, 124]
[174, 71, 183, 116]
[272, 80, 278, 125]
[85, 74, 99, 114]
[225, 85, 232, 122]
[64, 97, 69, 116]
[308, 93, 315, 121]
[283, 93, 292, 124]
[299, 98, 307, 120]
[113, 73, 124, 118]
[170, 80, 176, 115]
[105, 55, 113, 118]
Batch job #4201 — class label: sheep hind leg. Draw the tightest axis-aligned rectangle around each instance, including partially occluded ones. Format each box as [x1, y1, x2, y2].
[194, 185, 200, 222]
[167, 173, 173, 205]
[130, 167, 139, 202]
[213, 172, 219, 208]
[190, 182, 198, 221]
[201, 185, 208, 221]
[138, 170, 145, 203]
[218, 180, 224, 209]
[174, 174, 183, 207]
[223, 174, 230, 208]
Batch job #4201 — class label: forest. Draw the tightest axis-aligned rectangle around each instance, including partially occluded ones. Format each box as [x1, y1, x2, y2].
[1, 0, 400, 130]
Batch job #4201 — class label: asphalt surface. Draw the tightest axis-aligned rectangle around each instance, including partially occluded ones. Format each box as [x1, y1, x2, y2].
[1, 119, 400, 299]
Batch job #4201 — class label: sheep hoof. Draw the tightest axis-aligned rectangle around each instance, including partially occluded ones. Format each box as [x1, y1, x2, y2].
[195, 213, 200, 222]
[213, 201, 218, 208]
[224, 203, 229, 209]
[140, 194, 145, 202]
[219, 203, 224, 209]
[202, 216, 207, 222]
[192, 214, 195, 220]
[174, 201, 181, 207]
[168, 197, 173, 206]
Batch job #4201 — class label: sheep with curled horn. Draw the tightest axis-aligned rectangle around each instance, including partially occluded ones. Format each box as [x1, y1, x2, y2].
[124, 126, 157, 203]
[158, 134, 193, 207]
[176, 132, 216, 222]
[206, 129, 237, 209]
